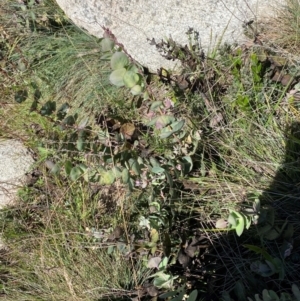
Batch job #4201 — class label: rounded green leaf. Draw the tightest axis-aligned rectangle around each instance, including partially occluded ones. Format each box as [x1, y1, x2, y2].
[109, 68, 126, 87]
[264, 227, 281, 240]
[170, 120, 185, 132]
[123, 70, 139, 88]
[77, 163, 88, 182]
[292, 284, 300, 301]
[70, 166, 83, 181]
[150, 101, 163, 111]
[131, 160, 141, 175]
[127, 64, 139, 73]
[100, 52, 112, 61]
[100, 38, 115, 52]
[147, 116, 159, 127]
[182, 156, 193, 172]
[159, 256, 169, 269]
[100, 170, 115, 185]
[151, 166, 165, 174]
[159, 128, 174, 139]
[143, 91, 149, 100]
[122, 168, 130, 184]
[150, 157, 160, 167]
[130, 84, 143, 95]
[235, 215, 245, 237]
[65, 161, 73, 175]
[14, 89, 28, 103]
[153, 273, 172, 289]
[77, 163, 88, 171]
[40, 101, 56, 116]
[258, 224, 273, 236]
[245, 216, 252, 230]
[57, 103, 69, 120]
[111, 166, 122, 178]
[128, 178, 135, 191]
[187, 290, 198, 301]
[111, 52, 129, 70]
[63, 115, 76, 126]
[137, 156, 144, 165]
[228, 212, 237, 227]
[154, 115, 175, 129]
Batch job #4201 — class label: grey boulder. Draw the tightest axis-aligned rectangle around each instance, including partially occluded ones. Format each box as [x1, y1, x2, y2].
[0, 139, 34, 208]
[55, 0, 283, 71]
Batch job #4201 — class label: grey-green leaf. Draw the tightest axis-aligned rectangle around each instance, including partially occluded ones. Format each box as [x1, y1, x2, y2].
[159, 129, 174, 139]
[143, 91, 149, 100]
[170, 120, 185, 132]
[127, 64, 139, 73]
[150, 101, 163, 111]
[100, 170, 115, 185]
[123, 70, 139, 88]
[122, 168, 130, 184]
[154, 115, 175, 129]
[186, 290, 198, 301]
[70, 166, 83, 181]
[131, 160, 141, 175]
[111, 52, 129, 70]
[228, 212, 238, 227]
[147, 116, 159, 126]
[111, 166, 122, 178]
[100, 38, 115, 52]
[109, 68, 126, 87]
[292, 284, 300, 301]
[150, 157, 160, 167]
[151, 166, 165, 174]
[182, 156, 193, 172]
[130, 84, 143, 95]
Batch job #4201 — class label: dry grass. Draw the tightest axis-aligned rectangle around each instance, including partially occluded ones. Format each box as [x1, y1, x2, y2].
[2, 0, 300, 300]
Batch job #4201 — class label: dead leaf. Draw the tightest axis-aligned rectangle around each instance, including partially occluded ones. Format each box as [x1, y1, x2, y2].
[178, 249, 190, 268]
[210, 112, 223, 128]
[146, 285, 159, 297]
[182, 179, 200, 190]
[175, 75, 189, 90]
[185, 243, 198, 258]
[216, 219, 228, 229]
[107, 226, 124, 240]
[120, 123, 136, 140]
[147, 256, 161, 268]
[271, 71, 295, 87]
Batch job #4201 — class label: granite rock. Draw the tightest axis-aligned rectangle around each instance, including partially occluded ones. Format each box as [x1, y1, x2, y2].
[55, 0, 284, 71]
[0, 139, 34, 208]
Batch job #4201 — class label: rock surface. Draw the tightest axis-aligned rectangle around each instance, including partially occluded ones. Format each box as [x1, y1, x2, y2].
[0, 139, 34, 208]
[55, 0, 284, 71]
